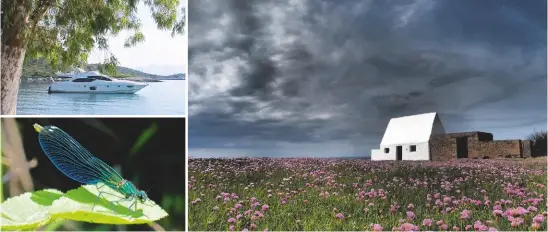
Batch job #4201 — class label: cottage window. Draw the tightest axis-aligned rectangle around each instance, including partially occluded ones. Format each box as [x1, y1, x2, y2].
[410, 145, 416, 152]
[384, 148, 389, 153]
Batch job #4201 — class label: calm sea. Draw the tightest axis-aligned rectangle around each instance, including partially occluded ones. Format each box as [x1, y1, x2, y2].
[16, 80, 186, 115]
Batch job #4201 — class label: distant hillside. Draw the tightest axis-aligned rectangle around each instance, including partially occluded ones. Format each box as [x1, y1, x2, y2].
[22, 58, 184, 79]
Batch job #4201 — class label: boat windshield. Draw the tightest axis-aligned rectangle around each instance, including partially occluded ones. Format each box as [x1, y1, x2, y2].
[72, 78, 95, 82]
[88, 75, 113, 81]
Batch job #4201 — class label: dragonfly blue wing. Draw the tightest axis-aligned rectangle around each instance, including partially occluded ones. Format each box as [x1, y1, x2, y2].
[34, 124, 124, 185]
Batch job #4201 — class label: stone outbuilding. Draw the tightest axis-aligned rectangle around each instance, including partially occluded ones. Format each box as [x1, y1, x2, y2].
[371, 112, 532, 161]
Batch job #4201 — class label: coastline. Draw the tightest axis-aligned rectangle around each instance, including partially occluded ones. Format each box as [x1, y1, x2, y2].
[19, 76, 185, 83]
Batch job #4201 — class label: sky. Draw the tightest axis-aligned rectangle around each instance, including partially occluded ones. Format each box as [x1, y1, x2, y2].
[188, 0, 547, 158]
[88, 1, 187, 76]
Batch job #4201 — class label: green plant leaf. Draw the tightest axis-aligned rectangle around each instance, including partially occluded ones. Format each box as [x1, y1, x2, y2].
[48, 185, 168, 224]
[130, 123, 158, 155]
[0, 189, 63, 230]
[0, 185, 168, 229]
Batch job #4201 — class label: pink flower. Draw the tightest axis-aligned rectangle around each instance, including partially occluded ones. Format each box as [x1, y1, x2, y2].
[250, 224, 257, 230]
[465, 225, 472, 230]
[236, 214, 243, 220]
[228, 218, 236, 223]
[335, 213, 344, 219]
[510, 217, 524, 227]
[408, 203, 415, 209]
[532, 222, 541, 230]
[484, 200, 491, 206]
[517, 207, 529, 215]
[372, 224, 383, 231]
[436, 220, 444, 226]
[533, 214, 544, 223]
[474, 224, 488, 231]
[435, 199, 443, 207]
[235, 203, 242, 209]
[229, 225, 235, 231]
[399, 223, 418, 231]
[422, 219, 432, 226]
[261, 204, 270, 212]
[461, 209, 471, 219]
[440, 224, 448, 230]
[406, 211, 415, 220]
[493, 210, 503, 216]
[434, 193, 440, 199]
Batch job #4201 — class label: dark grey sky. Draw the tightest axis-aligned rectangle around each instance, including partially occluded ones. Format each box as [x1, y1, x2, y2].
[188, 0, 547, 158]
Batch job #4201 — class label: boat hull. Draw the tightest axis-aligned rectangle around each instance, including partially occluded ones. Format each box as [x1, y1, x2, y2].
[48, 83, 147, 94]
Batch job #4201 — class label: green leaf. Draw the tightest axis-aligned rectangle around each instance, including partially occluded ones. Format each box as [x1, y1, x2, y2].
[0, 185, 168, 229]
[49, 185, 168, 225]
[130, 123, 158, 155]
[0, 189, 63, 230]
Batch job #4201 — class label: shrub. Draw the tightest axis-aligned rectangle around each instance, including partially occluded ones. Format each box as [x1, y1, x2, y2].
[527, 130, 547, 157]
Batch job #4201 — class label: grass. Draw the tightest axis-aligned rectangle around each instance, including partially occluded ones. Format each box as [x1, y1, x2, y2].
[188, 157, 547, 231]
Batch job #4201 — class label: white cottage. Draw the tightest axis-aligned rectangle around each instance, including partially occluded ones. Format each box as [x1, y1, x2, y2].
[371, 112, 445, 161]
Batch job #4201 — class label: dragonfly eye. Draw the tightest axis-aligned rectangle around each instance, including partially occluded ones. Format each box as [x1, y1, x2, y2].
[138, 190, 148, 202]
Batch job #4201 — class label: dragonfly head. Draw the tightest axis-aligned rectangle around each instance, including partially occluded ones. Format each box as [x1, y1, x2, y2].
[137, 190, 148, 203]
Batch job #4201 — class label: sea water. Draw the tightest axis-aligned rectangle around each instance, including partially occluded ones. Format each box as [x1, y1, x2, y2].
[16, 80, 186, 115]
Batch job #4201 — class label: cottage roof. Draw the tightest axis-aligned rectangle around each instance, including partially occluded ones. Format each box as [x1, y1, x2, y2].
[380, 112, 444, 146]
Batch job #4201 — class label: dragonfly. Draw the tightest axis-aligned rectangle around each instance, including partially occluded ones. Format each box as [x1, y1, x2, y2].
[33, 123, 150, 216]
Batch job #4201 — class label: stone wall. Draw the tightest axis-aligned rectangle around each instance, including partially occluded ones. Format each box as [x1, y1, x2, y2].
[443, 131, 493, 141]
[429, 135, 457, 161]
[429, 132, 524, 161]
[468, 139, 521, 159]
[477, 132, 494, 141]
[444, 132, 480, 139]
[521, 140, 532, 158]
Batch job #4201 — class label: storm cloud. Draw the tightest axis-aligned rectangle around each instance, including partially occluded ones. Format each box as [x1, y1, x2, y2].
[188, 0, 547, 157]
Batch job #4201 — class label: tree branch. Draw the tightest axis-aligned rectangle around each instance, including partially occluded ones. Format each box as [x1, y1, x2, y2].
[2, 0, 33, 46]
[29, 0, 57, 33]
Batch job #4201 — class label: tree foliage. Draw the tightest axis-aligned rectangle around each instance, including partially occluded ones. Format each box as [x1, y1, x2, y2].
[1, 0, 184, 71]
[527, 130, 547, 157]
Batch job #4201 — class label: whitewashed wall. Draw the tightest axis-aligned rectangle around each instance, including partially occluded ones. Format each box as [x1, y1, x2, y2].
[402, 142, 430, 160]
[371, 149, 388, 160]
[372, 142, 430, 161]
[372, 147, 395, 160]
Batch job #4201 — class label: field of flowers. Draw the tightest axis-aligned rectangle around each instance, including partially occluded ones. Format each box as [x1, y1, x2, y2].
[188, 157, 547, 231]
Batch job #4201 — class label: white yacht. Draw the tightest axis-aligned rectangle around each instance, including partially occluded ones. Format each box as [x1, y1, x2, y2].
[48, 71, 148, 94]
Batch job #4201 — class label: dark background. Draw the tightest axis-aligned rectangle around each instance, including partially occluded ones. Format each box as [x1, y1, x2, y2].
[6, 118, 186, 231]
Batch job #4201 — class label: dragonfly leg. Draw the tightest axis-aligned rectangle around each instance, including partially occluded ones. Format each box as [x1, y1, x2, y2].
[91, 184, 107, 212]
[92, 185, 127, 211]
[127, 198, 136, 211]
[127, 199, 151, 220]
